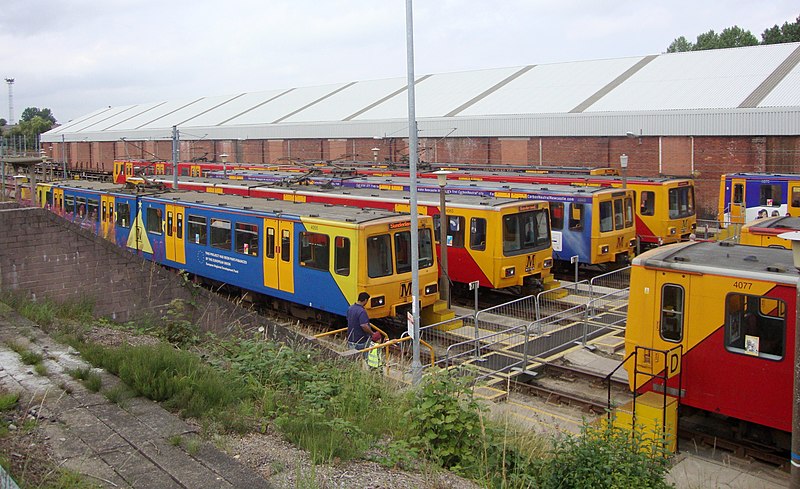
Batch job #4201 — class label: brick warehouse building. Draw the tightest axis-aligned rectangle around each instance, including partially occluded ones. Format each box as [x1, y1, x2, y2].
[41, 42, 800, 219]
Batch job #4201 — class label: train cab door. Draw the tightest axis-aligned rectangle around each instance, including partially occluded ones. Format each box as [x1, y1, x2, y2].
[263, 218, 294, 293]
[646, 272, 689, 394]
[101, 195, 115, 242]
[729, 178, 746, 224]
[53, 187, 64, 213]
[164, 204, 186, 265]
[789, 182, 800, 217]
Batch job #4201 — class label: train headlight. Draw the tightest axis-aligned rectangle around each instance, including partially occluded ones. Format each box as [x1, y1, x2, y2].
[669, 227, 677, 235]
[503, 266, 516, 278]
[629, 238, 637, 248]
[599, 245, 609, 255]
[370, 296, 385, 308]
[543, 258, 553, 269]
[691, 222, 697, 230]
[424, 284, 438, 295]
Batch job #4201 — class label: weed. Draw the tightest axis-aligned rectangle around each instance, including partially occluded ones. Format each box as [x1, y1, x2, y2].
[66, 366, 92, 381]
[0, 392, 19, 411]
[104, 384, 134, 406]
[33, 362, 48, 376]
[19, 350, 43, 366]
[160, 299, 200, 347]
[169, 435, 182, 447]
[83, 372, 103, 392]
[185, 437, 200, 455]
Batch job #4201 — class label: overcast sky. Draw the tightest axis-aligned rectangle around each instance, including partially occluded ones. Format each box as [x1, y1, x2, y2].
[1, 1, 798, 124]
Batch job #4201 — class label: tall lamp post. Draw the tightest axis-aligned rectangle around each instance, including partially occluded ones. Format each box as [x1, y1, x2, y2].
[220, 153, 229, 178]
[778, 231, 800, 488]
[433, 170, 451, 308]
[620, 154, 628, 189]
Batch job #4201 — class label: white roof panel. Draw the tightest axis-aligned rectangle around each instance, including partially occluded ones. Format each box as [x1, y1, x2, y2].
[67, 104, 155, 133]
[282, 77, 407, 122]
[105, 97, 208, 130]
[223, 82, 350, 125]
[353, 67, 522, 120]
[759, 59, 800, 107]
[178, 89, 287, 127]
[461, 57, 645, 116]
[586, 43, 799, 112]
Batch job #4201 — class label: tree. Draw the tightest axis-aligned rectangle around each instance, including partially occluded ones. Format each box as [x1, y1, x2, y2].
[718, 26, 758, 48]
[10, 115, 55, 148]
[0, 118, 6, 126]
[20, 107, 56, 125]
[666, 36, 694, 53]
[694, 29, 721, 50]
[762, 15, 800, 44]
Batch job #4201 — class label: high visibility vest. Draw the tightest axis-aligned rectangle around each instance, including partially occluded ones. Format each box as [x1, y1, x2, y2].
[366, 346, 383, 368]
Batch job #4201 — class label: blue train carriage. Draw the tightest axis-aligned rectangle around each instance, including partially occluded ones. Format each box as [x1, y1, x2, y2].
[38, 181, 442, 322]
[718, 173, 800, 225]
[38, 180, 148, 247]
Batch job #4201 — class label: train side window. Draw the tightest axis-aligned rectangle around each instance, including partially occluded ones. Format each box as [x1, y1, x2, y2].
[599, 201, 613, 232]
[280, 229, 290, 262]
[116, 202, 130, 228]
[640, 191, 655, 216]
[210, 218, 231, 249]
[77, 197, 87, 219]
[470, 217, 487, 250]
[176, 212, 183, 239]
[166, 211, 173, 237]
[299, 232, 329, 270]
[102, 202, 107, 221]
[550, 203, 564, 231]
[659, 284, 684, 342]
[88, 199, 99, 222]
[64, 195, 74, 216]
[613, 199, 624, 230]
[334, 236, 350, 276]
[724, 293, 784, 360]
[448, 216, 465, 248]
[266, 227, 275, 258]
[759, 184, 782, 206]
[146, 208, 163, 234]
[568, 203, 584, 230]
[624, 197, 634, 227]
[367, 234, 392, 278]
[235, 223, 259, 257]
[395, 231, 412, 273]
[187, 214, 207, 245]
[419, 228, 434, 268]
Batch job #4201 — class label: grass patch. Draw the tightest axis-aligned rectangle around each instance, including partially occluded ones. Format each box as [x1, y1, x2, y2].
[33, 362, 48, 376]
[19, 350, 43, 366]
[169, 435, 182, 447]
[0, 292, 94, 327]
[0, 392, 19, 412]
[104, 384, 134, 406]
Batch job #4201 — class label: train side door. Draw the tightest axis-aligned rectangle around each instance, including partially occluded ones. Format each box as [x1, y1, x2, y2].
[729, 178, 746, 224]
[101, 195, 115, 241]
[263, 219, 294, 293]
[164, 204, 186, 265]
[789, 183, 800, 217]
[649, 272, 690, 392]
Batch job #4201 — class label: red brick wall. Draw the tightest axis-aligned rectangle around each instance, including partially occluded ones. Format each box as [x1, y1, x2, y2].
[267, 140, 284, 163]
[325, 139, 348, 162]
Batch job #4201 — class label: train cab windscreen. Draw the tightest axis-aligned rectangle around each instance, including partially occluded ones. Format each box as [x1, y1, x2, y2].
[502, 209, 550, 254]
[669, 186, 695, 218]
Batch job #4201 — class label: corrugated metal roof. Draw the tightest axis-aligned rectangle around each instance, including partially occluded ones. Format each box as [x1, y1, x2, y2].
[585, 43, 798, 112]
[353, 67, 522, 120]
[42, 42, 800, 142]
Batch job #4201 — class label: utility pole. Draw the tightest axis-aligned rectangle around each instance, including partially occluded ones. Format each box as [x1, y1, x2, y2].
[172, 126, 179, 190]
[4, 78, 14, 125]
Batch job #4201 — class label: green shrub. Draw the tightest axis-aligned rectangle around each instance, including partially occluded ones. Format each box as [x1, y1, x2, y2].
[537, 422, 672, 489]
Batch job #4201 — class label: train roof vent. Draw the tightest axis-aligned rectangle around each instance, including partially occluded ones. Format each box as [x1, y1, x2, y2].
[673, 256, 690, 262]
[243, 206, 252, 210]
[371, 194, 379, 197]
[309, 214, 319, 217]
[219, 203, 227, 206]
[766, 264, 787, 273]
[346, 218, 356, 222]
[718, 241, 735, 247]
[324, 204, 334, 207]
[744, 255, 758, 262]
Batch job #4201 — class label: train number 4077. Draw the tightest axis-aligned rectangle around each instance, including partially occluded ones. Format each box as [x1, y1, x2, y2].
[732, 281, 753, 290]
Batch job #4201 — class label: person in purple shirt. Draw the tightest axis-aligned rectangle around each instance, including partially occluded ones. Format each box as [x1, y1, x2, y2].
[347, 292, 375, 355]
